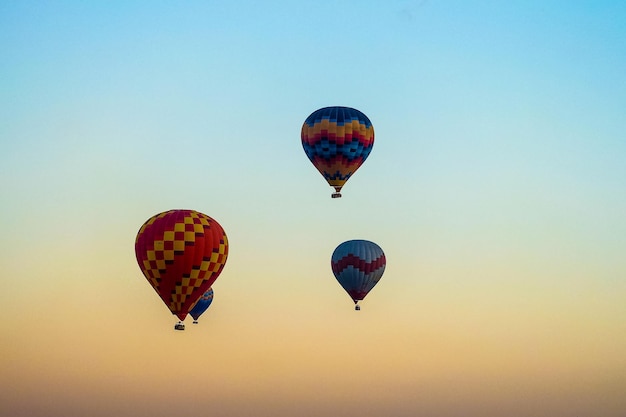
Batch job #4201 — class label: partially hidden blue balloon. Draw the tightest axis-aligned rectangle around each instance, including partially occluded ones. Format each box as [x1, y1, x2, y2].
[189, 288, 214, 324]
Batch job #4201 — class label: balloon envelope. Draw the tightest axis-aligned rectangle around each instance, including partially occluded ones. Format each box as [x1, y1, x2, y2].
[331, 239, 386, 305]
[135, 209, 228, 321]
[189, 288, 214, 321]
[301, 106, 374, 197]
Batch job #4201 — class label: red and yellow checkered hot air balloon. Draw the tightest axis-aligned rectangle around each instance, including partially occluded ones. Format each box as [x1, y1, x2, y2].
[135, 209, 228, 330]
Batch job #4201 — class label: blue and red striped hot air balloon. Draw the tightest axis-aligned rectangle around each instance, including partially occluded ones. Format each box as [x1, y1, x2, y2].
[301, 106, 374, 198]
[331, 240, 386, 310]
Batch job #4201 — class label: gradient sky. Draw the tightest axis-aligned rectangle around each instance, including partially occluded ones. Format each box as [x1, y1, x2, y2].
[1, 1, 625, 416]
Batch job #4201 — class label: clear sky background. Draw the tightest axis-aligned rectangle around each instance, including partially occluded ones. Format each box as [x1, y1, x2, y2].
[1, 1, 625, 416]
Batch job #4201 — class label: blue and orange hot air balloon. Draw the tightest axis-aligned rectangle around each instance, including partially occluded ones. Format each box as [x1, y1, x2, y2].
[301, 106, 374, 198]
[135, 209, 228, 330]
[189, 288, 214, 324]
[331, 240, 386, 310]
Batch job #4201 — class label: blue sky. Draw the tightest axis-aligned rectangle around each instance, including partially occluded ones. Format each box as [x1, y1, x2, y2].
[1, 2, 625, 416]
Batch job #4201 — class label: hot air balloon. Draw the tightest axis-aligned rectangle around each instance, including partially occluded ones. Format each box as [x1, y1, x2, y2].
[331, 240, 386, 310]
[301, 106, 374, 198]
[189, 288, 214, 324]
[135, 209, 228, 330]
